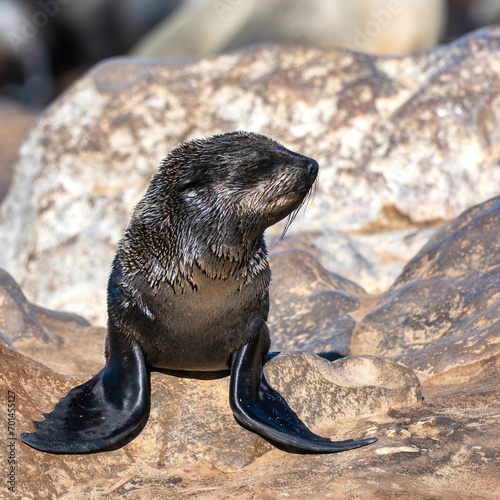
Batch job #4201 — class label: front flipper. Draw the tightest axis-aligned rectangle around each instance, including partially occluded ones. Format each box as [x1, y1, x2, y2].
[229, 330, 377, 453]
[21, 337, 149, 454]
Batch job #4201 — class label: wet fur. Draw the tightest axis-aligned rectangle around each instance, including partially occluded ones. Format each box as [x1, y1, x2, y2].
[107, 132, 316, 370]
[21, 131, 376, 454]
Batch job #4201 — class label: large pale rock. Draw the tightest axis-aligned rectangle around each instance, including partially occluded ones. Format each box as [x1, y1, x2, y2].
[2, 28, 500, 325]
[352, 196, 500, 381]
[0, 100, 37, 202]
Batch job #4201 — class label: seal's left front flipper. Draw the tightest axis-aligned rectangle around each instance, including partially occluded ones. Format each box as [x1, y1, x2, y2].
[229, 331, 377, 453]
[21, 336, 149, 454]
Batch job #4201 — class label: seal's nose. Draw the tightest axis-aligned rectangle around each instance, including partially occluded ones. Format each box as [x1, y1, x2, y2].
[308, 158, 319, 178]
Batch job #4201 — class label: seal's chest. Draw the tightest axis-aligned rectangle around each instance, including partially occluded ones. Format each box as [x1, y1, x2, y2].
[141, 273, 266, 370]
[159, 274, 256, 331]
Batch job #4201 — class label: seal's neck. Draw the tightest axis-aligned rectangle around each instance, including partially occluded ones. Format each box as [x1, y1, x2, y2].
[119, 201, 270, 292]
[192, 233, 269, 284]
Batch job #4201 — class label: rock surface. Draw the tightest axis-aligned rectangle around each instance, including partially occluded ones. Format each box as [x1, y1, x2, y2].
[0, 197, 499, 498]
[352, 195, 500, 381]
[0, 27, 499, 499]
[2, 28, 500, 324]
[0, 100, 37, 203]
[268, 249, 368, 357]
[1, 197, 499, 498]
[0, 268, 423, 498]
[0, 267, 102, 373]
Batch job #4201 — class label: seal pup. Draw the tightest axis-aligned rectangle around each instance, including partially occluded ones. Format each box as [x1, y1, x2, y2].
[21, 131, 376, 454]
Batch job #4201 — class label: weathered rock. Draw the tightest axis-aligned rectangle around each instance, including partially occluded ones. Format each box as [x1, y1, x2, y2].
[352, 196, 500, 381]
[0, 268, 103, 375]
[131, 0, 445, 58]
[0, 266, 423, 497]
[268, 249, 368, 356]
[1, 26, 500, 496]
[2, 28, 500, 324]
[266, 353, 421, 431]
[0, 99, 37, 203]
[0, 270, 498, 498]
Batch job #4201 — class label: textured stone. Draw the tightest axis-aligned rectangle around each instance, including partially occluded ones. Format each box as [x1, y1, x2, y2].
[0, 202, 499, 498]
[1, 301, 498, 498]
[268, 249, 367, 356]
[0, 268, 102, 375]
[352, 196, 500, 381]
[0, 99, 37, 203]
[1, 29, 500, 497]
[2, 29, 500, 324]
[266, 353, 421, 431]
[0, 278, 421, 498]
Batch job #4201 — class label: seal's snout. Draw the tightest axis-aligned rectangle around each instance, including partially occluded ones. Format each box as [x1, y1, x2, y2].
[307, 158, 319, 178]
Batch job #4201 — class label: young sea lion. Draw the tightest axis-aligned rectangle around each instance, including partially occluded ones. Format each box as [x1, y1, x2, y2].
[21, 131, 376, 454]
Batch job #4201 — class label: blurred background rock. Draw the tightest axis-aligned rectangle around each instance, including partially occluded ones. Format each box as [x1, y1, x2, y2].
[0, 0, 498, 203]
[1, 0, 499, 109]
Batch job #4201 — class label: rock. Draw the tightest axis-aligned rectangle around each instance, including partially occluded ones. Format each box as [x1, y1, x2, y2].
[0, 100, 37, 203]
[1, 24, 499, 496]
[131, 0, 445, 58]
[352, 196, 500, 381]
[268, 250, 368, 356]
[0, 267, 421, 496]
[0, 268, 103, 375]
[266, 353, 421, 430]
[1, 268, 498, 498]
[2, 28, 500, 325]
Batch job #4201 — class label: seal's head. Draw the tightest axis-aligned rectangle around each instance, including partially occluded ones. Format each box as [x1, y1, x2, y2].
[165, 131, 317, 242]
[124, 131, 318, 285]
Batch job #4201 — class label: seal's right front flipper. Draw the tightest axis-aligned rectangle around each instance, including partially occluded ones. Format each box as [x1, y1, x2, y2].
[229, 330, 377, 453]
[21, 337, 149, 454]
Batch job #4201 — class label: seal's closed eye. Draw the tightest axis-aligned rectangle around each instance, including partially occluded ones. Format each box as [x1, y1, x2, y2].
[250, 158, 272, 173]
